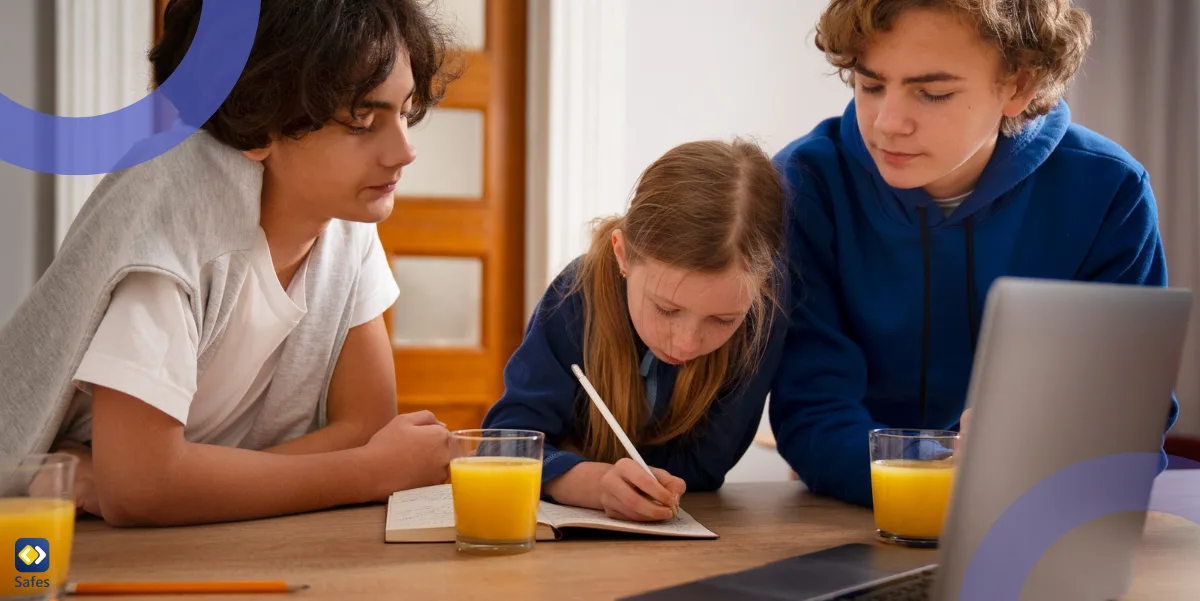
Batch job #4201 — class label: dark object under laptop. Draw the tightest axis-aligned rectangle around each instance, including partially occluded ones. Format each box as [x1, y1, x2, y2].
[621, 543, 939, 601]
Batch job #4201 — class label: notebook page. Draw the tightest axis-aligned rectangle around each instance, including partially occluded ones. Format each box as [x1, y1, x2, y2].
[538, 502, 716, 538]
[386, 483, 455, 531]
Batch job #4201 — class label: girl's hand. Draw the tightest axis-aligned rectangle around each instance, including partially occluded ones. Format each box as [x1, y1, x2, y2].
[598, 458, 685, 522]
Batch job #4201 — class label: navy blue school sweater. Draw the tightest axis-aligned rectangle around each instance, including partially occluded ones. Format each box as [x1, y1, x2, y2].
[770, 99, 1178, 507]
[482, 259, 788, 492]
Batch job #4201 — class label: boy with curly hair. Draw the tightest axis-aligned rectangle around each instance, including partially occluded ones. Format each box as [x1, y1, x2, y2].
[0, 0, 457, 526]
[770, 0, 1176, 506]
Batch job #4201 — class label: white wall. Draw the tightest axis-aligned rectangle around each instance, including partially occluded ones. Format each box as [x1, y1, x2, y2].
[623, 0, 853, 193]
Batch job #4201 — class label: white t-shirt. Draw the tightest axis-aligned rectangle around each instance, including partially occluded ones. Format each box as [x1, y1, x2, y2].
[70, 227, 399, 447]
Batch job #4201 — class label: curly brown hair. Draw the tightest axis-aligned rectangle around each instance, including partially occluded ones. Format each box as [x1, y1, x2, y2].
[150, 0, 460, 151]
[815, 0, 1092, 136]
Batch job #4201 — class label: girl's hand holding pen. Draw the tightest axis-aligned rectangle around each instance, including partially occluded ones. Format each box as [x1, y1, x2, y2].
[599, 458, 685, 522]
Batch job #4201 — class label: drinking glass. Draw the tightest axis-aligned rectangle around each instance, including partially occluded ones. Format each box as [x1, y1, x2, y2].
[449, 430, 544, 555]
[1, 454, 78, 601]
[869, 429, 957, 548]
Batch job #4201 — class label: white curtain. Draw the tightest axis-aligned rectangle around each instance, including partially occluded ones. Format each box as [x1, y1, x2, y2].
[1068, 0, 1200, 436]
[524, 0, 629, 317]
[54, 0, 155, 250]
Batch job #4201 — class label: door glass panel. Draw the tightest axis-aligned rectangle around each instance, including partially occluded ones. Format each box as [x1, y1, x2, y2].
[396, 108, 484, 200]
[390, 256, 483, 347]
[438, 0, 486, 50]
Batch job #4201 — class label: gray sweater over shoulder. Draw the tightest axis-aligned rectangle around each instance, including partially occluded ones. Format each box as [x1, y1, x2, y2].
[0, 131, 377, 463]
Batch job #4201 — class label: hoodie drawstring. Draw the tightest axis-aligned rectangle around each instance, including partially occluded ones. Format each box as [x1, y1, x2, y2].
[918, 208, 979, 426]
[917, 206, 932, 426]
[965, 216, 978, 352]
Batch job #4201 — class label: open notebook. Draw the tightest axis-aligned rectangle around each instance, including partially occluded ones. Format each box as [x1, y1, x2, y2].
[385, 484, 717, 542]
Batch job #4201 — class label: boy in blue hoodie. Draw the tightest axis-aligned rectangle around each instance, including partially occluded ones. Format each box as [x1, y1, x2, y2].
[771, 0, 1176, 507]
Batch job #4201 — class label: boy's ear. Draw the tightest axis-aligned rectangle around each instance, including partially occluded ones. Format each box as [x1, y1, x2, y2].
[1001, 67, 1039, 118]
[242, 145, 272, 162]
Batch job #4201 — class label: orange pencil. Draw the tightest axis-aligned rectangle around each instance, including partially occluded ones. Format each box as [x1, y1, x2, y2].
[64, 581, 309, 595]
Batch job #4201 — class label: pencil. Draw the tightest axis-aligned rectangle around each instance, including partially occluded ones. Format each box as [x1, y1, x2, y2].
[570, 364, 679, 518]
[65, 581, 310, 595]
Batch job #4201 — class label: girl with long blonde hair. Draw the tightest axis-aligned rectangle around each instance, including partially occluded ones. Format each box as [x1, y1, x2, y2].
[483, 138, 788, 522]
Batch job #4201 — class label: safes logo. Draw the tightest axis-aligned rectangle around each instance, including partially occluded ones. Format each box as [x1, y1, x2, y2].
[14, 538, 49, 573]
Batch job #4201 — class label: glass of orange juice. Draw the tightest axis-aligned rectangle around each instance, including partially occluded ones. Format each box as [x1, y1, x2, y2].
[1, 453, 77, 601]
[449, 429, 544, 555]
[869, 429, 957, 548]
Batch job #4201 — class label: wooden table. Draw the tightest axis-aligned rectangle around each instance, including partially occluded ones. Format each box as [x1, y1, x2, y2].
[69, 482, 1200, 600]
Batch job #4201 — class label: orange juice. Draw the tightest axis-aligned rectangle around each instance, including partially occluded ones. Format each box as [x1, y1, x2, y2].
[0, 498, 75, 597]
[870, 459, 955, 539]
[450, 456, 542, 542]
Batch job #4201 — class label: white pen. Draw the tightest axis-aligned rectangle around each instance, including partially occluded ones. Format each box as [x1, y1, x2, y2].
[571, 363, 679, 518]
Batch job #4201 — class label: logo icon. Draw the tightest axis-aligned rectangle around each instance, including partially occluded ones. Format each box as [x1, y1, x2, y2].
[0, 1, 261, 175]
[14, 538, 49, 573]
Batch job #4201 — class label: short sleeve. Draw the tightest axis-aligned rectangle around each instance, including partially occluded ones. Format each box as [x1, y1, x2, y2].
[73, 271, 199, 425]
[349, 227, 400, 328]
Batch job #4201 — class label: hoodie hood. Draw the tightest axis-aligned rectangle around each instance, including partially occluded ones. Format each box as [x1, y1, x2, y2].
[839, 98, 1072, 227]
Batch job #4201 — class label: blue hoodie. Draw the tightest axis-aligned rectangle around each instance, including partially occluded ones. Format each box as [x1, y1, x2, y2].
[483, 259, 788, 494]
[770, 99, 1177, 507]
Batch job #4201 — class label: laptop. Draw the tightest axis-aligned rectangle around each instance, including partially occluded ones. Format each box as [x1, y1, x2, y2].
[626, 277, 1193, 601]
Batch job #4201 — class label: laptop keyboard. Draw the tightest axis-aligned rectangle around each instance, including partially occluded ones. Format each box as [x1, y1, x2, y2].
[837, 566, 938, 601]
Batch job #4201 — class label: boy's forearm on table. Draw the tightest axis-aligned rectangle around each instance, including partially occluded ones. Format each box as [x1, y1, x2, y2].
[98, 442, 377, 527]
[778, 426, 875, 507]
[262, 420, 373, 455]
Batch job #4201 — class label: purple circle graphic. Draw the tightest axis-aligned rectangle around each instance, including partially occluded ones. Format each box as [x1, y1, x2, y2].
[959, 452, 1200, 600]
[0, 0, 260, 175]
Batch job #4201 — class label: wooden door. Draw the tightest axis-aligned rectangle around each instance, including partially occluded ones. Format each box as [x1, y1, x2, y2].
[380, 0, 527, 432]
[155, 0, 528, 432]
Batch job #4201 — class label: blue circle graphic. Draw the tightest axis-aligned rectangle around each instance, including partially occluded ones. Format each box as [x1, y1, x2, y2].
[0, 0, 260, 175]
[959, 452, 1200, 600]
